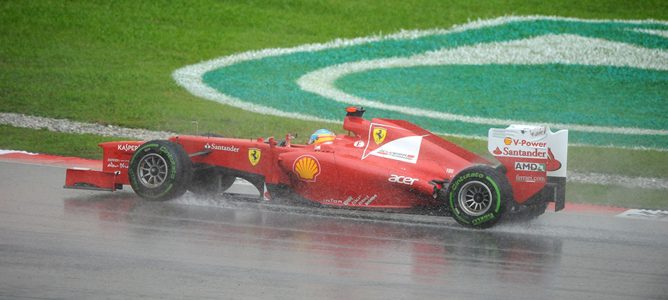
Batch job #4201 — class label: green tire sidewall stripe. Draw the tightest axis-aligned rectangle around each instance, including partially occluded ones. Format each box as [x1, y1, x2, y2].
[486, 176, 502, 214]
[449, 171, 503, 226]
[159, 146, 177, 180]
[130, 142, 179, 199]
[450, 191, 470, 225]
[129, 143, 159, 187]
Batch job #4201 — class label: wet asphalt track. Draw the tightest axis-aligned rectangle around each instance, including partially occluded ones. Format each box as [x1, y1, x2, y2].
[1, 161, 667, 299]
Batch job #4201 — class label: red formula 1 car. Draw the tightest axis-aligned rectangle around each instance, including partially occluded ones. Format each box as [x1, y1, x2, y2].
[65, 107, 568, 228]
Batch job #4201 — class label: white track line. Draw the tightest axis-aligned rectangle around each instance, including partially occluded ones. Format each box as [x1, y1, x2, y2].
[569, 172, 668, 190]
[617, 209, 668, 221]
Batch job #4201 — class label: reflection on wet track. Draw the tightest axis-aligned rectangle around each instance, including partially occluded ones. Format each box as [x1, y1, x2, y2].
[1, 162, 667, 299]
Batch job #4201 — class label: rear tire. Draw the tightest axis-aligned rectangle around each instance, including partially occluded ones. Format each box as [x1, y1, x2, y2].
[129, 140, 192, 201]
[446, 165, 511, 229]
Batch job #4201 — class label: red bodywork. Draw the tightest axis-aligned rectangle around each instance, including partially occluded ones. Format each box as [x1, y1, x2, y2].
[65, 111, 561, 210]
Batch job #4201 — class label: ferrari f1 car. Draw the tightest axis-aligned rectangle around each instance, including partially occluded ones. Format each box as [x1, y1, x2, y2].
[64, 107, 568, 228]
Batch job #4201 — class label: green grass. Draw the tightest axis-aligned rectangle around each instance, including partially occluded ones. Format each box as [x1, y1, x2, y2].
[568, 183, 668, 210]
[338, 65, 668, 130]
[2, 0, 666, 132]
[1, 0, 667, 207]
[0, 125, 121, 158]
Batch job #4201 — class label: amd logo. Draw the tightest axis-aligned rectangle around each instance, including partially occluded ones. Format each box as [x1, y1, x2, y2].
[388, 174, 419, 185]
[514, 162, 546, 172]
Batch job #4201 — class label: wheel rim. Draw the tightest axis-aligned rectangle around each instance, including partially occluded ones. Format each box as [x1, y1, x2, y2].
[458, 181, 493, 217]
[137, 153, 168, 188]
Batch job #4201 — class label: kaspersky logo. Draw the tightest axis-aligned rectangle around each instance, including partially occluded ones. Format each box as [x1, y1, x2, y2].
[175, 17, 668, 150]
[117, 144, 139, 152]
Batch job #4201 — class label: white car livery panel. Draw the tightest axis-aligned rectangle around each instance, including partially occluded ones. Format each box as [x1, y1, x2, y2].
[488, 125, 568, 178]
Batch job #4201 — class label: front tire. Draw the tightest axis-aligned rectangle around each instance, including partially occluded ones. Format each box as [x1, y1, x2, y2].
[129, 140, 192, 201]
[447, 165, 511, 229]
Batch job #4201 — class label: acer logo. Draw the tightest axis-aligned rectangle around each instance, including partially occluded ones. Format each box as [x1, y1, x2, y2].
[388, 174, 419, 185]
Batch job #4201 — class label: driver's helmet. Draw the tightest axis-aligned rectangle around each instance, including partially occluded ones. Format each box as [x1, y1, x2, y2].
[308, 129, 336, 145]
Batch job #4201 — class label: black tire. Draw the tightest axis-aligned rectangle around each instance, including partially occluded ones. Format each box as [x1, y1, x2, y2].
[188, 168, 236, 196]
[446, 165, 512, 229]
[129, 140, 192, 201]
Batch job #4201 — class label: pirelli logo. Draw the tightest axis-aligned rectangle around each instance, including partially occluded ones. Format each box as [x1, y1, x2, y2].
[514, 162, 546, 172]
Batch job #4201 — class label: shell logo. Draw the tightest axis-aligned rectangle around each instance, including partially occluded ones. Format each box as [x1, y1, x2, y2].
[293, 155, 321, 182]
[504, 137, 513, 145]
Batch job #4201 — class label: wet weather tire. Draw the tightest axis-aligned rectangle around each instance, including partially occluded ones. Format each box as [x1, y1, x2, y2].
[129, 140, 192, 201]
[447, 165, 511, 229]
[188, 169, 235, 196]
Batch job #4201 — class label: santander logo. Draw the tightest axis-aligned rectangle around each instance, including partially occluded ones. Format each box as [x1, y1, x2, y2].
[493, 146, 562, 171]
[546, 148, 562, 171]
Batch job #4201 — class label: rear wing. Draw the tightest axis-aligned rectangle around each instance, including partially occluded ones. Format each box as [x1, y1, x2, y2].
[488, 125, 568, 210]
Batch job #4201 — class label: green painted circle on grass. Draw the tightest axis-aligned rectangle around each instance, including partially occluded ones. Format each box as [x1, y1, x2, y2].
[335, 64, 668, 130]
[177, 17, 668, 149]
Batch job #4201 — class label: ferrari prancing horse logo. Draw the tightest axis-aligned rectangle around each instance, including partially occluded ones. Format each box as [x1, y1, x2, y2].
[373, 127, 387, 145]
[248, 148, 261, 166]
